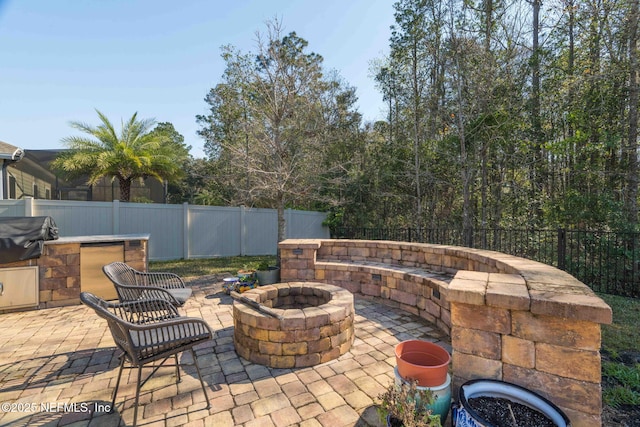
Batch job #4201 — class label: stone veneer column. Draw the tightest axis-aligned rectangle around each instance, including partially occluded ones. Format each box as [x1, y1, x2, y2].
[124, 239, 148, 272]
[280, 240, 321, 282]
[38, 242, 82, 307]
[448, 270, 610, 427]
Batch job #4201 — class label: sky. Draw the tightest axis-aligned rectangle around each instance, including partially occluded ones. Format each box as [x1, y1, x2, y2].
[0, 0, 395, 158]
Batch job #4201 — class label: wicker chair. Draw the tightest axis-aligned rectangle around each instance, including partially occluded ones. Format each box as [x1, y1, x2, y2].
[80, 292, 212, 427]
[103, 261, 193, 306]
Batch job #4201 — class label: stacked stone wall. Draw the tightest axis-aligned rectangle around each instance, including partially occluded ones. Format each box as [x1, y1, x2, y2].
[233, 282, 355, 368]
[279, 238, 612, 427]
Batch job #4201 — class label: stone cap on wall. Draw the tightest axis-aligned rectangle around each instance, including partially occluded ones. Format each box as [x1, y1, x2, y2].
[45, 234, 150, 244]
[279, 239, 613, 325]
[448, 270, 612, 325]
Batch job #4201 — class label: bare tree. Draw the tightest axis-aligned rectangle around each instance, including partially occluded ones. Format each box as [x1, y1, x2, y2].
[198, 20, 338, 261]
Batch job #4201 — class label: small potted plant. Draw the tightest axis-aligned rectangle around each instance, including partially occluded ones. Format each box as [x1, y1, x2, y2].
[236, 264, 258, 293]
[378, 379, 442, 427]
[255, 260, 280, 285]
[237, 264, 256, 282]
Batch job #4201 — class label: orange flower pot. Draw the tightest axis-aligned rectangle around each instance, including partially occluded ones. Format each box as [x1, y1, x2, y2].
[395, 340, 451, 387]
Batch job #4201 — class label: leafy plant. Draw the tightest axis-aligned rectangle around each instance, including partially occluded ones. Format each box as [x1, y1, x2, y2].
[603, 362, 640, 389]
[52, 110, 187, 202]
[599, 293, 640, 353]
[239, 263, 257, 273]
[603, 362, 640, 408]
[603, 384, 640, 408]
[256, 260, 271, 271]
[377, 380, 441, 427]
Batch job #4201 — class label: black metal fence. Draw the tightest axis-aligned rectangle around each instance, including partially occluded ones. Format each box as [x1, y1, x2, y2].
[331, 227, 640, 298]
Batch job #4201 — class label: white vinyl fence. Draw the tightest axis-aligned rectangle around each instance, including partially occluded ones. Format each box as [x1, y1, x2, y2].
[0, 198, 329, 261]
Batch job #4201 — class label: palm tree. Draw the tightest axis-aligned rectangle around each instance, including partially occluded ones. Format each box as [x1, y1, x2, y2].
[52, 110, 186, 201]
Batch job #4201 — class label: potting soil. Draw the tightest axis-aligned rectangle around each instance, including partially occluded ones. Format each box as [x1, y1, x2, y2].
[467, 396, 557, 427]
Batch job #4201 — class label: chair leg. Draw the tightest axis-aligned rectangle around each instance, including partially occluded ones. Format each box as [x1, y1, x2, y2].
[191, 348, 211, 409]
[174, 353, 181, 382]
[132, 365, 143, 427]
[111, 357, 126, 411]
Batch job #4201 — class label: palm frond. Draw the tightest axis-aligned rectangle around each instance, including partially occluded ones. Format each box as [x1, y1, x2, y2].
[55, 110, 188, 201]
[60, 136, 103, 151]
[95, 109, 118, 141]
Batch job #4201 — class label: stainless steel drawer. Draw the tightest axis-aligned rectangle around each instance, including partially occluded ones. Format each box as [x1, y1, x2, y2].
[80, 243, 124, 301]
[0, 266, 39, 309]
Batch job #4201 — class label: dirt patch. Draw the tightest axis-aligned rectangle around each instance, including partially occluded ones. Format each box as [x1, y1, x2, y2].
[602, 405, 640, 427]
[599, 350, 640, 427]
[184, 273, 230, 289]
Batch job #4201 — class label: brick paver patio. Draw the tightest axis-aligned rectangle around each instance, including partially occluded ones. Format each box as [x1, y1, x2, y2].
[0, 279, 451, 427]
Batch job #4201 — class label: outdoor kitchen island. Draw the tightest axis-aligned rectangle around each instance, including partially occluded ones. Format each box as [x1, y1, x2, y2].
[0, 234, 148, 313]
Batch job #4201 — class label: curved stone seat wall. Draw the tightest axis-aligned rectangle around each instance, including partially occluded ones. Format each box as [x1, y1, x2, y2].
[279, 239, 613, 427]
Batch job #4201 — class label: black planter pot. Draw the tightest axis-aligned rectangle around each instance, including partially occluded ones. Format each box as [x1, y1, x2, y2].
[452, 379, 571, 427]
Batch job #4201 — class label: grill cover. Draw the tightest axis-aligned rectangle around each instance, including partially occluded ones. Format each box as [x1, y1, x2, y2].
[0, 216, 59, 263]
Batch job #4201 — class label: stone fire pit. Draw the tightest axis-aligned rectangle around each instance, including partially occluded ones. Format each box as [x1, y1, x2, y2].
[233, 282, 355, 368]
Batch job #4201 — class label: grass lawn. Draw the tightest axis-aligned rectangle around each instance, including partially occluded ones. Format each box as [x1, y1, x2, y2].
[149, 255, 277, 279]
[598, 293, 640, 409]
[599, 293, 640, 355]
[150, 257, 640, 410]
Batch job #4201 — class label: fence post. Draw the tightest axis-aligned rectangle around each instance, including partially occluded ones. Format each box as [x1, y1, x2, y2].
[285, 208, 292, 239]
[240, 206, 246, 256]
[557, 228, 566, 270]
[23, 196, 33, 216]
[183, 202, 189, 260]
[112, 200, 120, 234]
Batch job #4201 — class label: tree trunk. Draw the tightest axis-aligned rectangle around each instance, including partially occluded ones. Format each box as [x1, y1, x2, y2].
[566, 0, 575, 194]
[276, 190, 286, 267]
[412, 39, 423, 229]
[119, 177, 132, 202]
[454, 50, 473, 247]
[626, 0, 640, 227]
[530, 0, 543, 225]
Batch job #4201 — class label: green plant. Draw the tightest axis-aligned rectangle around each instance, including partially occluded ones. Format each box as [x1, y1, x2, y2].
[603, 385, 640, 408]
[598, 292, 640, 412]
[602, 361, 640, 408]
[52, 110, 187, 202]
[599, 293, 640, 354]
[377, 380, 441, 427]
[603, 362, 640, 390]
[239, 263, 257, 273]
[256, 260, 271, 271]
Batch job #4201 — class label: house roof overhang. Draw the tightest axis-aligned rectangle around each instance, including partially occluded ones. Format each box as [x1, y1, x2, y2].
[0, 141, 25, 162]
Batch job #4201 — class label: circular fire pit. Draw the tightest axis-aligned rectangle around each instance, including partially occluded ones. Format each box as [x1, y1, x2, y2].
[233, 282, 355, 368]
